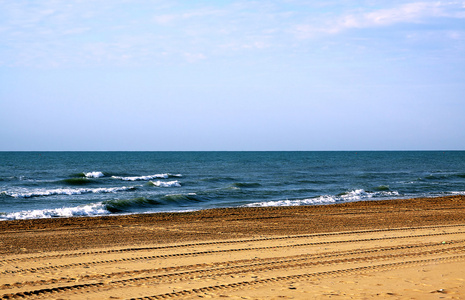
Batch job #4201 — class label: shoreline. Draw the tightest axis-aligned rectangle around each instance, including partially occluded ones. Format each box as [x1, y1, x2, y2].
[2, 195, 465, 231]
[2, 195, 465, 299]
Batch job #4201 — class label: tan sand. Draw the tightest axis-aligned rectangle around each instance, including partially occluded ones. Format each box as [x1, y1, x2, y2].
[1, 195, 465, 299]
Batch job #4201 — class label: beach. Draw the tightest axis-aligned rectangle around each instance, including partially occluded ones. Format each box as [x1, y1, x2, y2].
[2, 195, 465, 299]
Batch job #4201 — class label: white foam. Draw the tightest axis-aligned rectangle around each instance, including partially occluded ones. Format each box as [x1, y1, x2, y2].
[150, 180, 181, 187]
[245, 196, 336, 208]
[450, 191, 465, 195]
[0, 203, 109, 220]
[4, 186, 136, 198]
[245, 189, 400, 208]
[339, 189, 370, 201]
[84, 171, 105, 178]
[333, 189, 399, 202]
[112, 173, 181, 181]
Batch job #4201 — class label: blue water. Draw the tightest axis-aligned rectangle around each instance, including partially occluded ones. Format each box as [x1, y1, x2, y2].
[1, 151, 464, 220]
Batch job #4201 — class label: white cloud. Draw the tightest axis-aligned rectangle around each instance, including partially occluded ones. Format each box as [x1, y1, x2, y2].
[1, 0, 464, 68]
[296, 1, 465, 38]
[351, 2, 443, 27]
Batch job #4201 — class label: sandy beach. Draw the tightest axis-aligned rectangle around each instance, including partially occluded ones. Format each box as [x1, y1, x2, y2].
[2, 195, 465, 299]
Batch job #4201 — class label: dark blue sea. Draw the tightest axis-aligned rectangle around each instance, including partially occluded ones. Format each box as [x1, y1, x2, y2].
[1, 151, 464, 220]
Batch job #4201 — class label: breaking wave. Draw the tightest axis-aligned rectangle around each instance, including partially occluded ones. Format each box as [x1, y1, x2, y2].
[84, 171, 105, 178]
[1, 186, 137, 198]
[112, 173, 182, 181]
[245, 189, 400, 208]
[0, 203, 109, 220]
[149, 180, 181, 187]
[0, 192, 204, 220]
[70, 171, 106, 178]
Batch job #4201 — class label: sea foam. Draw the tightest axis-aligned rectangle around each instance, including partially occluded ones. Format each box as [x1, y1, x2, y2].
[0, 203, 109, 220]
[150, 180, 182, 187]
[3, 186, 137, 198]
[112, 173, 182, 181]
[84, 171, 105, 178]
[245, 189, 400, 208]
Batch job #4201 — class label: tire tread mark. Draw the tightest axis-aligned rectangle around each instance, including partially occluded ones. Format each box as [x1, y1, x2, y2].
[129, 254, 465, 300]
[2, 231, 465, 275]
[2, 224, 464, 264]
[2, 245, 465, 299]
[3, 239, 461, 290]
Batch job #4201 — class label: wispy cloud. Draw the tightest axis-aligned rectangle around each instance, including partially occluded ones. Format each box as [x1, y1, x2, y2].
[0, 1, 464, 68]
[295, 1, 465, 38]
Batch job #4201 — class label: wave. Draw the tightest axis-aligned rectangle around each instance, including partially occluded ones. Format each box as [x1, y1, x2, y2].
[245, 189, 401, 208]
[104, 193, 200, 212]
[450, 191, 465, 195]
[0, 176, 30, 182]
[70, 171, 106, 178]
[0, 192, 203, 220]
[162, 193, 202, 203]
[420, 172, 465, 181]
[103, 197, 162, 213]
[111, 173, 182, 181]
[0, 203, 109, 220]
[244, 197, 337, 207]
[1, 186, 137, 198]
[84, 171, 105, 178]
[336, 189, 399, 201]
[149, 180, 181, 187]
[373, 185, 390, 191]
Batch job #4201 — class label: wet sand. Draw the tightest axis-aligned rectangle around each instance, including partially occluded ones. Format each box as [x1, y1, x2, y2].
[1, 195, 465, 299]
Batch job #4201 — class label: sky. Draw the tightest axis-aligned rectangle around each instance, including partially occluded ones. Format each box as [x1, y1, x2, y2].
[0, 0, 464, 151]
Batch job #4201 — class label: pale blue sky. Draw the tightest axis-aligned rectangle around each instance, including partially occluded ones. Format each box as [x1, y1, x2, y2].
[1, 0, 464, 150]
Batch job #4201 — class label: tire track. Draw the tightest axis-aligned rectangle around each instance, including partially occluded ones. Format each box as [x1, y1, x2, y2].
[2, 229, 464, 275]
[2, 225, 465, 299]
[2, 239, 464, 291]
[130, 254, 465, 300]
[2, 223, 464, 264]
[3, 246, 465, 300]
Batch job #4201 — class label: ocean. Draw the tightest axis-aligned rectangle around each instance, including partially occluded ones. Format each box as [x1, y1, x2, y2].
[1, 151, 464, 220]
